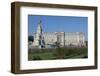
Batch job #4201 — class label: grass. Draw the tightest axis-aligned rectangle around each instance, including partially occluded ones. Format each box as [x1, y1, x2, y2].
[28, 47, 88, 61]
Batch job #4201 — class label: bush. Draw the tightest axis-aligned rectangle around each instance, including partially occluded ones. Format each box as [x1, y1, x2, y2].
[83, 55, 88, 58]
[32, 56, 42, 60]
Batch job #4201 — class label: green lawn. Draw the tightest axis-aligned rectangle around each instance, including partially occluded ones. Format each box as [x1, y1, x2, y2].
[28, 47, 88, 61]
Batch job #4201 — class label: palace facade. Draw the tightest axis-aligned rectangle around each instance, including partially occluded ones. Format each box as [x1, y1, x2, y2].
[30, 20, 86, 48]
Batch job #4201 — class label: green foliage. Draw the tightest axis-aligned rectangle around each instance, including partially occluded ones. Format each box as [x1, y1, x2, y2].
[28, 36, 33, 42]
[28, 47, 88, 61]
[54, 47, 65, 59]
[32, 56, 42, 60]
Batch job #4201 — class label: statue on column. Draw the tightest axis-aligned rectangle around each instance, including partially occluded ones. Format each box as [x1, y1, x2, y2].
[33, 20, 45, 48]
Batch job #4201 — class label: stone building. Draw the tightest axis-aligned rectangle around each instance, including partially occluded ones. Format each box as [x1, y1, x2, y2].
[31, 20, 86, 48]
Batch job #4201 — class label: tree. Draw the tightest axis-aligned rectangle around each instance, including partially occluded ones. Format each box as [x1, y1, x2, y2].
[28, 36, 33, 42]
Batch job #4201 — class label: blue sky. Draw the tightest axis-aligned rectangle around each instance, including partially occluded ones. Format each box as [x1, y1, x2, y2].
[28, 15, 88, 40]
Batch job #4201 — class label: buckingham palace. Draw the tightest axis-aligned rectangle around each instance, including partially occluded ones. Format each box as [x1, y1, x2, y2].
[29, 20, 86, 48]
